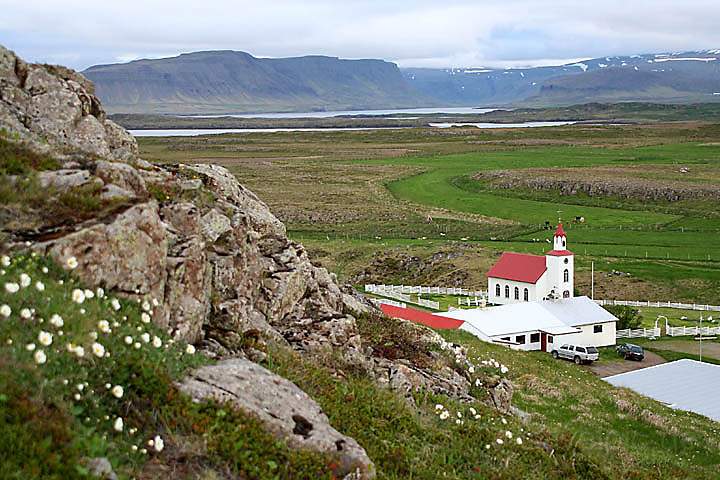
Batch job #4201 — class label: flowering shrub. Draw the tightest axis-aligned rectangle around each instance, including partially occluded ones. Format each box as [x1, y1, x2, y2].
[0, 252, 333, 479]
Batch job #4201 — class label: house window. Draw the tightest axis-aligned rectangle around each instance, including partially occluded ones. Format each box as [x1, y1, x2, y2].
[563, 290, 570, 298]
[530, 333, 540, 343]
[495, 284, 501, 297]
[548, 335, 554, 344]
[505, 285, 510, 298]
[516, 335, 526, 344]
[500, 337, 510, 341]
[514, 287, 519, 300]
[523, 288, 529, 301]
[594, 324, 603, 333]
[563, 269, 569, 282]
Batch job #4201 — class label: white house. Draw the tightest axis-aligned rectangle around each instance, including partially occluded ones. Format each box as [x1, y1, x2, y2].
[437, 296, 617, 351]
[487, 223, 574, 305]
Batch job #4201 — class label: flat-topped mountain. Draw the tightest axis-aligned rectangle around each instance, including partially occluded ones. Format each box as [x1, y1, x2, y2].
[83, 50, 429, 114]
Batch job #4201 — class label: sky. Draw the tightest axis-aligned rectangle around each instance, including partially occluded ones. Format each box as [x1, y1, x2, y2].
[2, 0, 720, 71]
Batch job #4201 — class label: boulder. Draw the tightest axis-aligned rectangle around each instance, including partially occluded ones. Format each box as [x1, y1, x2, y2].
[178, 359, 375, 479]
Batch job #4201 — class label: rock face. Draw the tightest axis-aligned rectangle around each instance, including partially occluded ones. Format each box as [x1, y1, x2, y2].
[0, 45, 137, 162]
[179, 359, 375, 479]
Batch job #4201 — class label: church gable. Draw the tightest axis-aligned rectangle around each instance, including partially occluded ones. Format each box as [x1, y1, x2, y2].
[487, 252, 547, 284]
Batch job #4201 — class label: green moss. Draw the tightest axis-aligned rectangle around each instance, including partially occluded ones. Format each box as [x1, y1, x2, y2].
[0, 136, 60, 175]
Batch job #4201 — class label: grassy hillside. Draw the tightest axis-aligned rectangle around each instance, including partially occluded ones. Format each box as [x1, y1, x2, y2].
[3, 251, 720, 478]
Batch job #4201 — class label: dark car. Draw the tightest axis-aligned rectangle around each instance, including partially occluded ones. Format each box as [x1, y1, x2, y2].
[616, 343, 645, 361]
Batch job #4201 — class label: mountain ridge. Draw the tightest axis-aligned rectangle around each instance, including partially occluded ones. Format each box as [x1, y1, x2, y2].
[83, 49, 720, 115]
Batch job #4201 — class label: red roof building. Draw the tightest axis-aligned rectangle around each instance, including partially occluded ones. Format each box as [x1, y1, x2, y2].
[487, 223, 575, 305]
[486, 252, 547, 283]
[379, 304, 463, 330]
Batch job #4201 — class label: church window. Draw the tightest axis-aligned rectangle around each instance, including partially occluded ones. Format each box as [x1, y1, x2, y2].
[505, 285, 510, 298]
[524, 288, 529, 301]
[563, 290, 570, 298]
[514, 287, 519, 300]
[563, 269, 569, 282]
[495, 284, 501, 296]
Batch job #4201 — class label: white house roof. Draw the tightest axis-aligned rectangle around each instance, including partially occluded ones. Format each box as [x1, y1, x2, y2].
[540, 296, 618, 327]
[605, 359, 720, 422]
[440, 301, 579, 337]
[438, 296, 616, 338]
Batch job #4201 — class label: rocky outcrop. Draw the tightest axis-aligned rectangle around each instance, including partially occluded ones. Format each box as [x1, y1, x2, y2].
[178, 359, 375, 479]
[0, 45, 137, 162]
[474, 168, 720, 203]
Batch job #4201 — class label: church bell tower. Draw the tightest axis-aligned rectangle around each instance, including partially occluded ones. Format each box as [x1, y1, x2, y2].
[545, 223, 574, 299]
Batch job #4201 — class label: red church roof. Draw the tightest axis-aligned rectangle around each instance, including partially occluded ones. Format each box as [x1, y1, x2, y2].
[487, 252, 547, 284]
[555, 223, 566, 237]
[379, 304, 463, 330]
[546, 249, 574, 256]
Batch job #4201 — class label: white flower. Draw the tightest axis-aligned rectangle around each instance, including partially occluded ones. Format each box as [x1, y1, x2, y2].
[475, 379, 482, 387]
[152, 298, 159, 307]
[455, 419, 462, 425]
[66, 257, 78, 269]
[469, 407, 477, 416]
[457, 412, 462, 418]
[96, 288, 105, 299]
[435, 404, 444, 411]
[134, 342, 141, 349]
[468, 366, 475, 374]
[141, 312, 151, 324]
[152, 336, 162, 348]
[91, 342, 106, 358]
[153, 435, 164, 452]
[131, 445, 138, 452]
[34, 350, 47, 364]
[0, 255, 9, 267]
[19, 273, 31, 288]
[113, 417, 124, 432]
[516, 437, 523, 445]
[111, 385, 124, 399]
[74, 393, 81, 401]
[84, 289, 94, 299]
[0, 304, 11, 318]
[500, 365, 509, 374]
[75, 345, 85, 358]
[4, 282, 19, 294]
[501, 418, 508, 425]
[185, 344, 196, 355]
[124, 336, 133, 345]
[71, 289, 85, 304]
[35, 281, 45, 291]
[38, 331, 53, 346]
[496, 438, 504, 445]
[439, 410, 450, 420]
[50, 314, 64, 327]
[26, 343, 36, 351]
[141, 333, 150, 343]
[20, 308, 32, 319]
[505, 430, 513, 439]
[142, 300, 151, 312]
[111, 298, 121, 311]
[42, 266, 48, 274]
[98, 320, 111, 333]
[77, 383, 85, 391]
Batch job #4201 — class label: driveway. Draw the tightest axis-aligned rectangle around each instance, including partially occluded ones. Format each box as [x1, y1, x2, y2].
[647, 340, 720, 361]
[586, 351, 666, 378]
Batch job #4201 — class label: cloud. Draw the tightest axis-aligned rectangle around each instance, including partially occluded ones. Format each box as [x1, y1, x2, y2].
[1, 0, 719, 69]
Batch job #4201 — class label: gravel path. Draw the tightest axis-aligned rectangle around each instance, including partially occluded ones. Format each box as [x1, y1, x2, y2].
[586, 351, 666, 378]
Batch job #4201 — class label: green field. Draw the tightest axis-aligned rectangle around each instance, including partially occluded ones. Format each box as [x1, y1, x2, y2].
[138, 122, 720, 303]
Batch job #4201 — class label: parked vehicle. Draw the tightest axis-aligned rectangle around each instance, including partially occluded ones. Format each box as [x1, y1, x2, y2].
[616, 343, 645, 361]
[551, 344, 599, 365]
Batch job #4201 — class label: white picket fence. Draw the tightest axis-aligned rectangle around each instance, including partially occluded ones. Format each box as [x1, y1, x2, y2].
[365, 284, 486, 298]
[369, 298, 406, 309]
[365, 285, 440, 310]
[596, 299, 720, 312]
[666, 326, 720, 337]
[458, 297, 486, 307]
[616, 327, 661, 339]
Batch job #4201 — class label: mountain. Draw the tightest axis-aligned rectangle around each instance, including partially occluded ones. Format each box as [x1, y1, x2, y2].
[83, 50, 431, 114]
[84, 49, 720, 115]
[402, 50, 720, 106]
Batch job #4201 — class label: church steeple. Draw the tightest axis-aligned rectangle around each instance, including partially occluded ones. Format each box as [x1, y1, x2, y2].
[553, 223, 567, 251]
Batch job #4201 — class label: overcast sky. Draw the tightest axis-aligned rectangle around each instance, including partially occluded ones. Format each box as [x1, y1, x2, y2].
[2, 0, 720, 70]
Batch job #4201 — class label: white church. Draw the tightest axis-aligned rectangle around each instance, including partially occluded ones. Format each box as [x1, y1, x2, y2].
[437, 223, 618, 351]
[487, 223, 574, 305]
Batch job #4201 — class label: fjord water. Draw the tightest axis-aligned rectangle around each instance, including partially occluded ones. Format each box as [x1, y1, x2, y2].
[182, 106, 496, 118]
